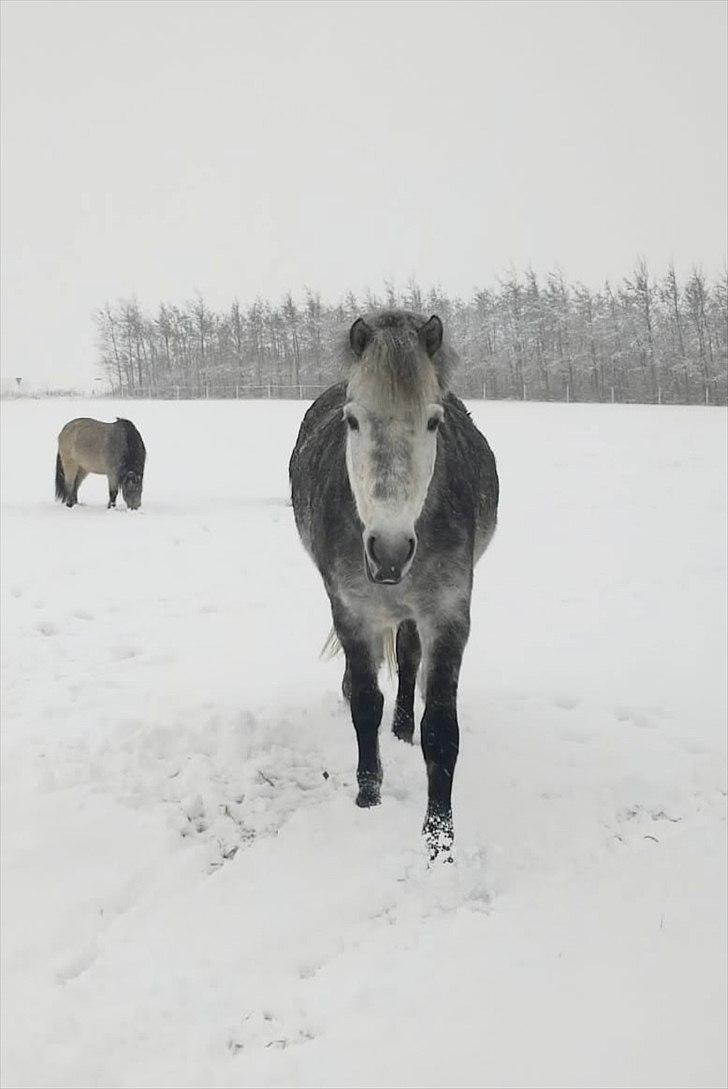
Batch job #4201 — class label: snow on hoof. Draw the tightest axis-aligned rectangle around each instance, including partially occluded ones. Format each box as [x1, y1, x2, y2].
[424, 812, 454, 864]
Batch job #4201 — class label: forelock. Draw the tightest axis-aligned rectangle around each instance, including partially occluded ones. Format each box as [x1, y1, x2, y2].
[346, 312, 445, 413]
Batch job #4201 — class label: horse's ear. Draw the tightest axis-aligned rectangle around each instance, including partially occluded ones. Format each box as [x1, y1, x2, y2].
[419, 315, 443, 357]
[350, 318, 372, 359]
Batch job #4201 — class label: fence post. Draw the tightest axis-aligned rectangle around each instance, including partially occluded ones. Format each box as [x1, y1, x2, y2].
[705, 385, 710, 405]
[299, 383, 303, 399]
[611, 386, 615, 403]
[566, 383, 570, 403]
[235, 384, 239, 398]
[657, 386, 662, 405]
[267, 384, 272, 398]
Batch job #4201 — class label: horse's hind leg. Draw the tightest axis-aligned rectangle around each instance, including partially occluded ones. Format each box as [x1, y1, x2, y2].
[107, 475, 119, 509]
[392, 620, 421, 743]
[61, 458, 80, 507]
[69, 469, 87, 507]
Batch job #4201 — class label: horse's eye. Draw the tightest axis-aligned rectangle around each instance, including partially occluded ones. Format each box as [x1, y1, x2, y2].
[427, 415, 440, 432]
[346, 415, 359, 432]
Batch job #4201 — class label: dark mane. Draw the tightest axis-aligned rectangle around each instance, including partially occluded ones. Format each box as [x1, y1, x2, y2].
[342, 310, 457, 398]
[115, 418, 146, 474]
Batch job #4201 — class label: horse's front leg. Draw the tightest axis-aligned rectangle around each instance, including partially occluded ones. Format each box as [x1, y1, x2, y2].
[107, 474, 119, 509]
[392, 619, 421, 743]
[336, 623, 384, 808]
[420, 611, 469, 861]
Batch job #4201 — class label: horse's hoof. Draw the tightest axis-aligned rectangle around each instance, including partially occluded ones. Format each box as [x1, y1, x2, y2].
[355, 788, 381, 808]
[355, 774, 381, 808]
[429, 850, 455, 866]
[423, 811, 454, 863]
[392, 706, 415, 743]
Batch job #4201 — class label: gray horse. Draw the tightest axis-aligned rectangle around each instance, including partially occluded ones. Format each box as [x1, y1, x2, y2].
[55, 417, 146, 509]
[289, 310, 499, 860]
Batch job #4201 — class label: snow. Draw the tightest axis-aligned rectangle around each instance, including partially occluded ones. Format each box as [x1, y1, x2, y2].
[1, 397, 726, 1089]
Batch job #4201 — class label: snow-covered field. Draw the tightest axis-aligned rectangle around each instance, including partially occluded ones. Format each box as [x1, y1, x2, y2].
[1, 397, 726, 1089]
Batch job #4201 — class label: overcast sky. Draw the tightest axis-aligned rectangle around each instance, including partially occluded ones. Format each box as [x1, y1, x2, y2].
[1, 0, 726, 388]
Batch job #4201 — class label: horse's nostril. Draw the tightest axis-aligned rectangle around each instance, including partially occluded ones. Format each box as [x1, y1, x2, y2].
[366, 533, 415, 574]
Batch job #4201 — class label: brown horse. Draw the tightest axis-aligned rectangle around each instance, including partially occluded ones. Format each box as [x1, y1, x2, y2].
[55, 417, 146, 509]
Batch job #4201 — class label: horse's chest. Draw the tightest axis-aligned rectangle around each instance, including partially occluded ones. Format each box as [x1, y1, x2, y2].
[338, 578, 414, 626]
[335, 547, 470, 632]
[338, 568, 450, 629]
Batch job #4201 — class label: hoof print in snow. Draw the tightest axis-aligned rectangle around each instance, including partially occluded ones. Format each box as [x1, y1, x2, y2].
[230, 1011, 314, 1055]
[265, 1031, 315, 1050]
[611, 803, 687, 851]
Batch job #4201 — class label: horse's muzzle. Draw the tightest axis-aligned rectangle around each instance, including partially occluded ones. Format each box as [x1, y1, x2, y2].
[364, 531, 416, 585]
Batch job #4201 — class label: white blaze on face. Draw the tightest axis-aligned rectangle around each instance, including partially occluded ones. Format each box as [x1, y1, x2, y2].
[344, 376, 444, 582]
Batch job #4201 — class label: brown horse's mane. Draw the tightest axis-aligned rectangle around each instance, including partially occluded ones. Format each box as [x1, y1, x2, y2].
[115, 418, 146, 474]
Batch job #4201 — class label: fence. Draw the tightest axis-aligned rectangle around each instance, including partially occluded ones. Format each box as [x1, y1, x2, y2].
[105, 382, 332, 401]
[2, 381, 723, 405]
[100, 380, 723, 405]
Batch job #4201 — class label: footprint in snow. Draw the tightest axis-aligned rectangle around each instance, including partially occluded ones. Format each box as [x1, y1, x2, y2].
[613, 706, 658, 729]
[228, 1010, 315, 1055]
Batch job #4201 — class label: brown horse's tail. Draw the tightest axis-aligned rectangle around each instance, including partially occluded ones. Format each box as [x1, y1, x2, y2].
[55, 452, 67, 501]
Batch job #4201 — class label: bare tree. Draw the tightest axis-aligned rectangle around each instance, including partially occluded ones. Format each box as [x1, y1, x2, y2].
[92, 266, 727, 404]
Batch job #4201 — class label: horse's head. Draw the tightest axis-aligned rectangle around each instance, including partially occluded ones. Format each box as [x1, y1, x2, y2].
[344, 312, 446, 585]
[121, 469, 143, 510]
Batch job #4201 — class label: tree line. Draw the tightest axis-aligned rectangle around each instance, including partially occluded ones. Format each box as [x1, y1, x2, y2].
[94, 262, 727, 404]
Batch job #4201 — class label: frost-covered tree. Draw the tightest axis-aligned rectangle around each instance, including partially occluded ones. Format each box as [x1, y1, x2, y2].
[93, 266, 728, 404]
